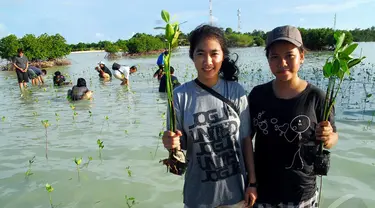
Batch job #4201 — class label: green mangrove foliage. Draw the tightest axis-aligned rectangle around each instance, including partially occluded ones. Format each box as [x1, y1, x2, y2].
[25, 156, 36, 177]
[317, 31, 366, 207]
[45, 183, 54, 208]
[66, 26, 375, 53]
[0, 33, 70, 61]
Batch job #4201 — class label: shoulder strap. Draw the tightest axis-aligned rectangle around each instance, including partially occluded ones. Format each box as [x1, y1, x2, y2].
[194, 79, 240, 116]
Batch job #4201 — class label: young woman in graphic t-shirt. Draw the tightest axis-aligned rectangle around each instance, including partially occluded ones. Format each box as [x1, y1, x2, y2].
[162, 24, 257, 208]
[248, 25, 339, 208]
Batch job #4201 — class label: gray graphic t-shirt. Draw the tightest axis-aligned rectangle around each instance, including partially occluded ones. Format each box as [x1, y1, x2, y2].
[170, 78, 251, 208]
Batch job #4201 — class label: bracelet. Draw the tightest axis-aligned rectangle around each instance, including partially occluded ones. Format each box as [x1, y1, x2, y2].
[248, 182, 257, 188]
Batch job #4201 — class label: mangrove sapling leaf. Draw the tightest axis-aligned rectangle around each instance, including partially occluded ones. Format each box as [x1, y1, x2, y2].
[97, 139, 104, 163]
[25, 156, 36, 177]
[74, 157, 82, 181]
[41, 120, 50, 160]
[322, 32, 366, 123]
[155, 10, 187, 176]
[45, 183, 54, 208]
[125, 195, 138, 208]
[125, 166, 132, 177]
[81, 156, 93, 169]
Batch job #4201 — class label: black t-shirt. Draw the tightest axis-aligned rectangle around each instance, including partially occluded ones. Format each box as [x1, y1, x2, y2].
[158, 74, 181, 92]
[248, 81, 336, 204]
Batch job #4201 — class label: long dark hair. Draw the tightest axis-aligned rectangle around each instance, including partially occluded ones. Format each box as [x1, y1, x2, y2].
[189, 24, 239, 81]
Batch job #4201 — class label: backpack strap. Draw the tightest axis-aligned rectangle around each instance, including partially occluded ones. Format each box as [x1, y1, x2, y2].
[194, 79, 240, 116]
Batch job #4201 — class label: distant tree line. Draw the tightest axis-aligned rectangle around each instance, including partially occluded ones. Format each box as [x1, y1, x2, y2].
[68, 26, 375, 53]
[0, 33, 70, 61]
[1, 27, 374, 61]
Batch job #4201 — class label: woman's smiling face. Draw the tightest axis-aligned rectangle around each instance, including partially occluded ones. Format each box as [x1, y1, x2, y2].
[193, 37, 224, 85]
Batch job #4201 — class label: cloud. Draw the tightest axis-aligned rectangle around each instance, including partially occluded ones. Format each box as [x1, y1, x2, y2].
[0, 23, 9, 38]
[95, 33, 104, 38]
[270, 0, 375, 14]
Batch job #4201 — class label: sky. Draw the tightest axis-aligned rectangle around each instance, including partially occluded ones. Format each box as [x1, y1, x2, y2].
[0, 0, 374, 44]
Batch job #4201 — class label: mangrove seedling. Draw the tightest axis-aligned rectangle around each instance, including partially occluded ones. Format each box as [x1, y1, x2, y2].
[41, 120, 50, 160]
[125, 166, 132, 177]
[97, 139, 104, 162]
[25, 156, 36, 177]
[55, 113, 60, 122]
[1, 116, 5, 122]
[154, 10, 187, 176]
[81, 156, 93, 169]
[45, 183, 54, 208]
[125, 195, 138, 208]
[74, 157, 82, 181]
[317, 31, 366, 207]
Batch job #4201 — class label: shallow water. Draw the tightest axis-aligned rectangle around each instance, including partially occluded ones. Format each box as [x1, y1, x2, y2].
[0, 43, 374, 208]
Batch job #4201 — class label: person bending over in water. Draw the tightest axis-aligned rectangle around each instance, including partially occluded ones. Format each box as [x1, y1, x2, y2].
[29, 65, 45, 84]
[27, 67, 39, 86]
[96, 61, 112, 80]
[53, 71, 71, 86]
[67, 78, 93, 101]
[112, 62, 137, 86]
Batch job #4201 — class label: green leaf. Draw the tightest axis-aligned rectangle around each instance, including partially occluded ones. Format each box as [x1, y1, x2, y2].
[340, 60, 350, 75]
[332, 59, 340, 75]
[165, 24, 174, 42]
[172, 31, 181, 46]
[341, 43, 358, 56]
[348, 57, 366, 68]
[161, 10, 170, 23]
[153, 27, 166, 30]
[334, 32, 345, 54]
[339, 59, 349, 77]
[323, 62, 332, 78]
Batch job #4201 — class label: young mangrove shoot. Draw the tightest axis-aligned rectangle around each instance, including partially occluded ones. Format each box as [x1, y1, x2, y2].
[97, 139, 104, 163]
[317, 31, 366, 207]
[45, 183, 54, 208]
[154, 9, 187, 176]
[41, 120, 50, 160]
[74, 157, 82, 182]
[125, 195, 138, 208]
[25, 156, 36, 178]
[125, 166, 132, 177]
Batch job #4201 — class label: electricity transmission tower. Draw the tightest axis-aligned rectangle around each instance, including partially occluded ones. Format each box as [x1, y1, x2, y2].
[237, 9, 241, 32]
[209, 0, 213, 25]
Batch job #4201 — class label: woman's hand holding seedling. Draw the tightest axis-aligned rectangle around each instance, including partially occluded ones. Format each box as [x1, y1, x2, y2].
[162, 130, 182, 150]
[315, 121, 338, 149]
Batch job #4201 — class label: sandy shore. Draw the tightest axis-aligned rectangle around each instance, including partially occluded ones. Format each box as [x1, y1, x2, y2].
[70, 50, 105, 54]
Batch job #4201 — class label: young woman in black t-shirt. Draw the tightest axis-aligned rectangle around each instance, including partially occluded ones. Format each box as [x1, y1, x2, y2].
[248, 25, 339, 208]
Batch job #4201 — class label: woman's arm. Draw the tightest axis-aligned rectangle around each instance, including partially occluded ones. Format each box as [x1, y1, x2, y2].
[243, 135, 256, 184]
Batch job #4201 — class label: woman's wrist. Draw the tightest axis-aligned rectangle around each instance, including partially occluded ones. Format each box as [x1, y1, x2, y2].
[247, 182, 257, 188]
